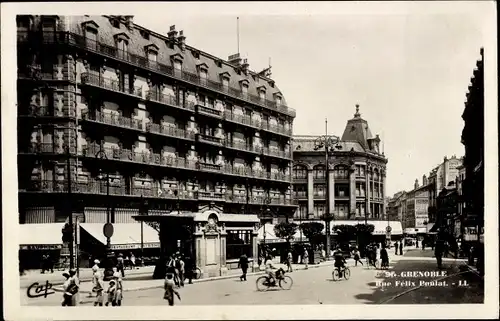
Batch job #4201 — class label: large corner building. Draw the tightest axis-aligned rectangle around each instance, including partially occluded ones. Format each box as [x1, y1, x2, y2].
[292, 107, 402, 237]
[17, 15, 296, 275]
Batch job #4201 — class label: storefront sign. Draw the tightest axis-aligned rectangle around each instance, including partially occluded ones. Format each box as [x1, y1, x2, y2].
[110, 243, 160, 250]
[20, 244, 62, 250]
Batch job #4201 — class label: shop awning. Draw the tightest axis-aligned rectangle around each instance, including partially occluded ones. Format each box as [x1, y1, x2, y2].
[19, 223, 65, 250]
[426, 222, 436, 233]
[80, 223, 160, 250]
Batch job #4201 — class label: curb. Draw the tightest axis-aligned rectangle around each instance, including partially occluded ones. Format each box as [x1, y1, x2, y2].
[30, 271, 154, 288]
[59, 261, 336, 294]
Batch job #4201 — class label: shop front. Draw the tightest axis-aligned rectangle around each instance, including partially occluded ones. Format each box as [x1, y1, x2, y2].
[19, 223, 65, 270]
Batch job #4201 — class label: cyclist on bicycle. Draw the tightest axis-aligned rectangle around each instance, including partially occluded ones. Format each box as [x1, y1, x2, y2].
[333, 247, 347, 274]
[265, 255, 277, 285]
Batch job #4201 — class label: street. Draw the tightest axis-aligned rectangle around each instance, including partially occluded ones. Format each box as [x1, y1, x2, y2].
[21, 249, 484, 306]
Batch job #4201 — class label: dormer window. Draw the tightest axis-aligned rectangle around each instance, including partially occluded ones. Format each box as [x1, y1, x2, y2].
[140, 30, 150, 40]
[273, 92, 283, 106]
[41, 16, 58, 32]
[239, 79, 249, 94]
[197, 63, 209, 79]
[144, 44, 159, 62]
[82, 20, 99, 43]
[215, 59, 222, 68]
[192, 50, 200, 59]
[171, 53, 184, 71]
[257, 85, 266, 100]
[109, 17, 120, 29]
[220, 72, 231, 88]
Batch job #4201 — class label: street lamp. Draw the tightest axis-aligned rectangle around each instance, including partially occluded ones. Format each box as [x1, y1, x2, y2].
[95, 147, 115, 280]
[261, 196, 273, 257]
[313, 118, 340, 260]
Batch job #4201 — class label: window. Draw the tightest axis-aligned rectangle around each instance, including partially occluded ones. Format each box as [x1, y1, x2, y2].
[85, 28, 97, 43]
[117, 39, 128, 52]
[226, 230, 253, 260]
[313, 204, 326, 217]
[174, 61, 182, 71]
[313, 165, 325, 179]
[276, 96, 282, 105]
[141, 31, 150, 40]
[200, 70, 207, 79]
[296, 204, 308, 219]
[335, 184, 349, 197]
[259, 90, 265, 100]
[313, 184, 326, 197]
[216, 60, 222, 67]
[222, 78, 229, 87]
[42, 18, 56, 31]
[293, 166, 307, 179]
[334, 166, 349, 179]
[111, 19, 120, 29]
[148, 51, 157, 62]
[356, 165, 365, 176]
[207, 98, 214, 108]
[294, 185, 307, 198]
[242, 85, 248, 94]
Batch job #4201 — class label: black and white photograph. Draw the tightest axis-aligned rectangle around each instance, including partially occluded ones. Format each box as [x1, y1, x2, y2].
[1, 1, 498, 320]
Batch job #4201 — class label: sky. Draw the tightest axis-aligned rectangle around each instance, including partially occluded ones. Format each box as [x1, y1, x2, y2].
[5, 1, 491, 197]
[132, 3, 490, 197]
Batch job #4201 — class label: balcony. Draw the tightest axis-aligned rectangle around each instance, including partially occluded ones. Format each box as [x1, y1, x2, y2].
[81, 110, 144, 131]
[146, 90, 195, 112]
[24, 31, 296, 117]
[223, 111, 292, 137]
[262, 147, 291, 160]
[20, 105, 74, 119]
[197, 162, 222, 172]
[80, 72, 142, 98]
[198, 191, 225, 202]
[147, 123, 195, 141]
[294, 192, 308, 200]
[196, 104, 223, 119]
[224, 140, 255, 154]
[226, 194, 248, 203]
[197, 134, 223, 146]
[335, 194, 350, 201]
[18, 64, 75, 82]
[313, 194, 326, 200]
[20, 142, 66, 155]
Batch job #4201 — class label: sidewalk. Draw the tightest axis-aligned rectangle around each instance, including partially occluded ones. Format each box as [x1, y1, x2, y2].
[52, 261, 336, 294]
[20, 266, 155, 288]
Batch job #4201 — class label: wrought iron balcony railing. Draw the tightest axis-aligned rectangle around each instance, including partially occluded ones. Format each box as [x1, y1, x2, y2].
[196, 104, 223, 118]
[81, 72, 142, 97]
[81, 110, 144, 131]
[197, 134, 223, 146]
[146, 123, 195, 141]
[145, 90, 195, 112]
[18, 31, 296, 117]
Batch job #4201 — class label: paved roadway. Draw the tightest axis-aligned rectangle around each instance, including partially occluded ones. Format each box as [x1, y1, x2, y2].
[22, 249, 484, 306]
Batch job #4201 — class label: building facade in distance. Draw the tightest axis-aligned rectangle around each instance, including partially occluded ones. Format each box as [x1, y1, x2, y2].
[427, 155, 463, 224]
[292, 106, 391, 234]
[17, 15, 296, 273]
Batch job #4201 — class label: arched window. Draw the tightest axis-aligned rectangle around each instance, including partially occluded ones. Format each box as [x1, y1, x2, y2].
[293, 165, 307, 179]
[333, 165, 349, 179]
[313, 165, 325, 179]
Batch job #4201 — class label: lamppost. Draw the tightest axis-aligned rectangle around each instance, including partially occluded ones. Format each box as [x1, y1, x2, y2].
[261, 195, 272, 257]
[313, 119, 340, 260]
[95, 147, 115, 280]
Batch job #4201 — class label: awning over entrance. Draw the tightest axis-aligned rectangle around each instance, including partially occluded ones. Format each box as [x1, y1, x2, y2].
[80, 223, 160, 250]
[19, 223, 64, 250]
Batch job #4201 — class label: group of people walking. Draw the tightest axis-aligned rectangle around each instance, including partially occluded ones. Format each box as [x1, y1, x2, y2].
[90, 259, 124, 307]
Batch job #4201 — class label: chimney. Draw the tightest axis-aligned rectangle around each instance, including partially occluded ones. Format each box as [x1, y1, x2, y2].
[414, 179, 419, 190]
[422, 175, 428, 186]
[178, 30, 186, 51]
[228, 53, 242, 66]
[124, 15, 134, 30]
[167, 25, 178, 39]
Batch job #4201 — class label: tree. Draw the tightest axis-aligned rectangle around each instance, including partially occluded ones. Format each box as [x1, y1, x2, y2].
[332, 224, 357, 247]
[274, 222, 298, 248]
[299, 222, 324, 247]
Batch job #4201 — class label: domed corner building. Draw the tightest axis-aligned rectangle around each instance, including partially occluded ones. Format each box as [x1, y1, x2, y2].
[291, 105, 402, 246]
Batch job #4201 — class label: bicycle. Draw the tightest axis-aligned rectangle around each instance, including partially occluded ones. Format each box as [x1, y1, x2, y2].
[332, 266, 351, 281]
[256, 268, 293, 291]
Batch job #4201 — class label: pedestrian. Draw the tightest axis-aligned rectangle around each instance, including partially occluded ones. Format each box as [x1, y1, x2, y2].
[422, 239, 426, 250]
[399, 241, 404, 255]
[61, 272, 73, 306]
[303, 248, 309, 269]
[435, 239, 445, 269]
[92, 268, 105, 306]
[238, 253, 249, 281]
[177, 255, 185, 287]
[380, 245, 389, 269]
[353, 248, 363, 266]
[105, 280, 117, 306]
[130, 253, 136, 269]
[321, 247, 326, 262]
[164, 273, 181, 306]
[394, 241, 399, 256]
[117, 253, 125, 277]
[286, 250, 293, 272]
[112, 270, 123, 306]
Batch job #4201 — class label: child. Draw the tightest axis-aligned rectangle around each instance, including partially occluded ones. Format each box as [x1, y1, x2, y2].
[113, 271, 123, 306]
[105, 280, 117, 306]
[164, 273, 181, 306]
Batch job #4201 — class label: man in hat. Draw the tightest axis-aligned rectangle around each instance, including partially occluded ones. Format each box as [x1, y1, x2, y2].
[92, 267, 105, 306]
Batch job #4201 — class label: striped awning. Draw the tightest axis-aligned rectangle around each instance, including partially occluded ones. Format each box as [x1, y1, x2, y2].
[19, 223, 64, 250]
